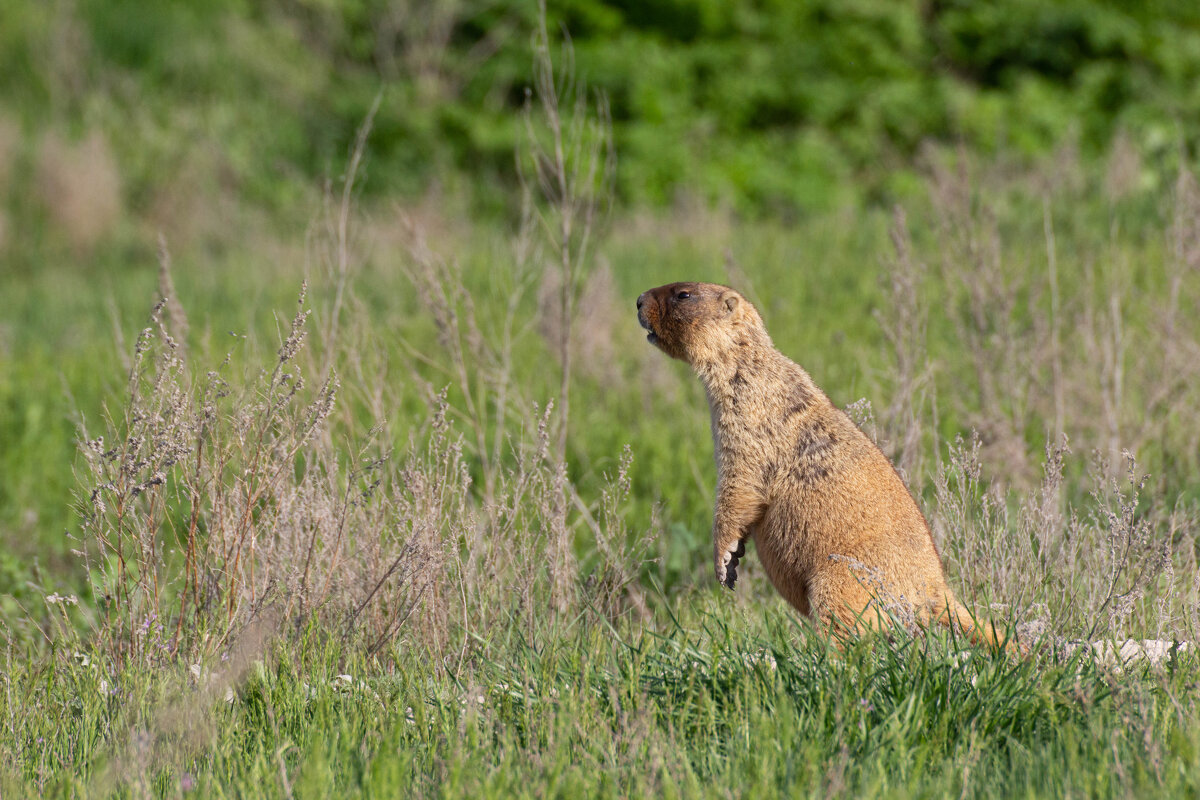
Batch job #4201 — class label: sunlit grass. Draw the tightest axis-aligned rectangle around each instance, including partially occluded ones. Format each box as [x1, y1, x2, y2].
[4, 601, 1196, 798]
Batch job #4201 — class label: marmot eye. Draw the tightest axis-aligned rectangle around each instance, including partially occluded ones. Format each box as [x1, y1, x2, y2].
[676, 290, 691, 300]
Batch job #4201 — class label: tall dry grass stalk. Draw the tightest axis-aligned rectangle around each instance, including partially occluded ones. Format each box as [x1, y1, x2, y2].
[313, 92, 381, 373]
[869, 148, 1200, 645]
[0, 114, 18, 195]
[919, 148, 1200, 488]
[932, 431, 1198, 645]
[521, 0, 614, 462]
[72, 261, 655, 669]
[923, 150, 1040, 485]
[874, 205, 932, 483]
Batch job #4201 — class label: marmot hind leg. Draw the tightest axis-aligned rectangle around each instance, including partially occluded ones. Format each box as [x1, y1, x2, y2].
[806, 570, 895, 639]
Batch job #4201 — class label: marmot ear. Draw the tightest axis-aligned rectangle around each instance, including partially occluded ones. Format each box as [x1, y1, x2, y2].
[720, 291, 740, 315]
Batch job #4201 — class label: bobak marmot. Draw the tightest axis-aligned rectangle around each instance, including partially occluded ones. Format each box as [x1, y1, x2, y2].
[637, 281, 1009, 650]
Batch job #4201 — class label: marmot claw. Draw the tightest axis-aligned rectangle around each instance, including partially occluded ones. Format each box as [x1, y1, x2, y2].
[717, 539, 747, 590]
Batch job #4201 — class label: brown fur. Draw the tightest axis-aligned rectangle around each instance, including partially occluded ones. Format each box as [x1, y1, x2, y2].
[637, 281, 1012, 651]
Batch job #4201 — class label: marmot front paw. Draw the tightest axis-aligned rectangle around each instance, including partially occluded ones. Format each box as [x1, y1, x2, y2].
[715, 539, 747, 590]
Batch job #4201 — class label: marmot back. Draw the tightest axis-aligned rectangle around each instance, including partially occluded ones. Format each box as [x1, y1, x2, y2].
[636, 281, 1009, 649]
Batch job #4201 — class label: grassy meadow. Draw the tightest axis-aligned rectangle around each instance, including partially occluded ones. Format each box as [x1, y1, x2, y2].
[4, 1, 1200, 797]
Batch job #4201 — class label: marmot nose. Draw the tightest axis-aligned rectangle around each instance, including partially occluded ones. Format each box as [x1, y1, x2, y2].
[636, 293, 646, 310]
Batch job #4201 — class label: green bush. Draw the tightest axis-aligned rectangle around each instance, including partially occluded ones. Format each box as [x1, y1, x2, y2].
[6, 0, 1200, 218]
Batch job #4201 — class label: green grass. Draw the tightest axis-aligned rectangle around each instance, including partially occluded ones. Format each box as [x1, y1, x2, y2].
[5, 601, 1197, 798]
[5, 3, 1200, 795]
[4, 159, 1200, 795]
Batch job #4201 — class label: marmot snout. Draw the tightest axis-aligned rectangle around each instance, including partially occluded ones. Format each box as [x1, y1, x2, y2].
[638, 281, 1012, 651]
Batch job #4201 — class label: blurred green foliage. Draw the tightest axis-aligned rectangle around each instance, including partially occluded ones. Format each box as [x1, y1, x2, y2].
[2, 0, 1200, 217]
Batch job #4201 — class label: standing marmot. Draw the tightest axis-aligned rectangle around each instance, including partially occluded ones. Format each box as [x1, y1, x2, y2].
[637, 281, 1008, 649]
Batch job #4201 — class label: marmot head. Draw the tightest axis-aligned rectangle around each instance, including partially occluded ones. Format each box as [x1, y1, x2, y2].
[636, 282, 768, 365]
